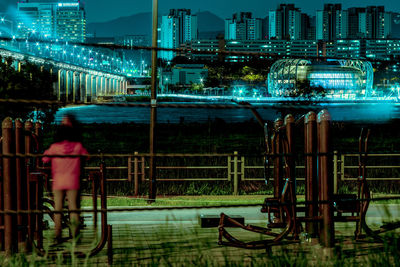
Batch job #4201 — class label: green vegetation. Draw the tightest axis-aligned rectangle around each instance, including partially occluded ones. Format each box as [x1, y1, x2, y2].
[204, 61, 272, 88]
[287, 79, 326, 99]
[0, 224, 399, 266]
[81, 195, 268, 207]
[0, 56, 58, 123]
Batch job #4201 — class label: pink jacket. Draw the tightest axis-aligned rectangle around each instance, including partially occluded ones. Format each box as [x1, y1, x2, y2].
[43, 141, 88, 190]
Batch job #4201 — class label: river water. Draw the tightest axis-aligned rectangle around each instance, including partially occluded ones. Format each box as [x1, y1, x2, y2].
[55, 101, 400, 124]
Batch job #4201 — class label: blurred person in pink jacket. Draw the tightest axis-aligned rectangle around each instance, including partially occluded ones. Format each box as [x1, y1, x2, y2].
[43, 115, 88, 243]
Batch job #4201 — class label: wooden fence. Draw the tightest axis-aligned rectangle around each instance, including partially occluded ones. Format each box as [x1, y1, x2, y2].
[83, 151, 400, 196]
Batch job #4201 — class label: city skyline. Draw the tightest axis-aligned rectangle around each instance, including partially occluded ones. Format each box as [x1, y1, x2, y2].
[1, 0, 400, 23]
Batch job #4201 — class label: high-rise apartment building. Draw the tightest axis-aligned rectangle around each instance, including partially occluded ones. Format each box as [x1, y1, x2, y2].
[225, 12, 263, 40]
[316, 4, 348, 41]
[347, 7, 365, 39]
[160, 9, 198, 61]
[359, 6, 392, 39]
[269, 4, 302, 40]
[16, 0, 86, 43]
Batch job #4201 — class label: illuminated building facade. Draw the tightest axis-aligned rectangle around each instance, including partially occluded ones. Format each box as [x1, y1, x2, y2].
[359, 6, 392, 39]
[316, 4, 348, 41]
[268, 59, 373, 99]
[225, 12, 263, 40]
[269, 4, 302, 40]
[160, 9, 198, 61]
[16, 0, 86, 43]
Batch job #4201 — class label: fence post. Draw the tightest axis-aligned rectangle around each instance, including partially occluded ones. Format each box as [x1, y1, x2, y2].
[227, 155, 231, 181]
[141, 156, 145, 182]
[318, 110, 334, 248]
[15, 118, 27, 249]
[24, 120, 33, 252]
[127, 156, 132, 183]
[340, 154, 345, 181]
[134, 152, 139, 197]
[241, 155, 245, 182]
[305, 111, 318, 237]
[333, 151, 338, 194]
[2, 117, 16, 254]
[233, 151, 239, 195]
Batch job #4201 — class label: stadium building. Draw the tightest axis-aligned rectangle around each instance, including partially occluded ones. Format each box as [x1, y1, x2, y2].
[267, 59, 373, 99]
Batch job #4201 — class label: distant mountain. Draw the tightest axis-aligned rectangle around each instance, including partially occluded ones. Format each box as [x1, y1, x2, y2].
[87, 11, 224, 39]
[196, 11, 224, 32]
[87, 12, 152, 38]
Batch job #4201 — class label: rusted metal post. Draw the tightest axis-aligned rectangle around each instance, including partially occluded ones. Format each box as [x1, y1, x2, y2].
[148, 0, 158, 203]
[92, 173, 98, 229]
[34, 122, 42, 168]
[24, 121, 34, 251]
[35, 173, 43, 249]
[15, 119, 27, 249]
[89, 160, 109, 257]
[285, 114, 299, 239]
[2, 117, 16, 254]
[318, 110, 334, 247]
[305, 112, 318, 237]
[107, 224, 113, 265]
[273, 118, 284, 200]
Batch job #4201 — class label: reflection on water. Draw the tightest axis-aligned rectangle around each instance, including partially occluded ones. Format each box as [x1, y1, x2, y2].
[55, 102, 399, 124]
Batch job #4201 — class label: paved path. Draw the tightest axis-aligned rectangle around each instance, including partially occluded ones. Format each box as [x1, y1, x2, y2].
[36, 204, 400, 266]
[83, 204, 400, 225]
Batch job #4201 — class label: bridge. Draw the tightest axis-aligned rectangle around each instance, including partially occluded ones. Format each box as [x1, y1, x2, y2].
[0, 38, 140, 102]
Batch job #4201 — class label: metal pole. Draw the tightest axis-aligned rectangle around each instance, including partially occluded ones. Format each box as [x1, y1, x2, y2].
[285, 114, 298, 239]
[273, 118, 283, 200]
[149, 0, 158, 203]
[15, 119, 27, 249]
[305, 112, 318, 237]
[24, 121, 33, 252]
[2, 117, 15, 254]
[318, 110, 334, 248]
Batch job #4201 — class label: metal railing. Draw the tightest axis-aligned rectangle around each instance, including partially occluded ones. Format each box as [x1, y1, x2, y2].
[92, 151, 400, 196]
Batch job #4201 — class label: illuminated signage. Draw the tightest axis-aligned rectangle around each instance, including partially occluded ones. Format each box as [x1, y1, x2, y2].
[58, 3, 79, 7]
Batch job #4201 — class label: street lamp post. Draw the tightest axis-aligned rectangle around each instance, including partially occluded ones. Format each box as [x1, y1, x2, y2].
[149, 0, 158, 203]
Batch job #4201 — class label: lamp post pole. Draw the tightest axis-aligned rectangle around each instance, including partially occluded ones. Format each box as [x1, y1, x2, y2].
[148, 0, 158, 203]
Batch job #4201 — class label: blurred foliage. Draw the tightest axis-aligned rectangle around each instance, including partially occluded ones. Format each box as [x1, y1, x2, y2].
[0, 56, 58, 124]
[286, 79, 326, 99]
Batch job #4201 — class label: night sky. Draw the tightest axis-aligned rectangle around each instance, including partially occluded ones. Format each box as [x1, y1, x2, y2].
[1, 0, 399, 23]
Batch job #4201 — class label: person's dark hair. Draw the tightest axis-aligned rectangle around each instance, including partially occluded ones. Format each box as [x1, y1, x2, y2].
[56, 114, 83, 142]
[54, 125, 78, 142]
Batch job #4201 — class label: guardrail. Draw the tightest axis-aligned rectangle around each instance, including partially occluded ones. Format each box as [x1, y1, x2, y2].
[87, 151, 400, 196]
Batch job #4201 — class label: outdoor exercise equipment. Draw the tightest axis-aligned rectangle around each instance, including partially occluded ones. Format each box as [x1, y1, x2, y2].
[0, 117, 112, 262]
[218, 105, 400, 249]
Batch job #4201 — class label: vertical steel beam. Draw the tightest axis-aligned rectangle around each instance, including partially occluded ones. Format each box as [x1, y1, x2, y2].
[318, 110, 334, 247]
[148, 0, 158, 202]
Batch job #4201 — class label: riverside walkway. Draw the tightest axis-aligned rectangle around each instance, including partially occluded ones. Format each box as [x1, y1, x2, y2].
[34, 203, 400, 266]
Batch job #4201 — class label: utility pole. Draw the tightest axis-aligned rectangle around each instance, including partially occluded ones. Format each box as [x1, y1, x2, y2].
[149, 0, 158, 203]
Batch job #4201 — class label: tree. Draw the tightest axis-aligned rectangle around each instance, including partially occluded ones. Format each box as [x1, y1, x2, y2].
[0, 56, 58, 123]
[287, 79, 326, 100]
